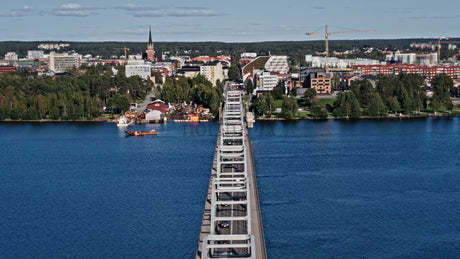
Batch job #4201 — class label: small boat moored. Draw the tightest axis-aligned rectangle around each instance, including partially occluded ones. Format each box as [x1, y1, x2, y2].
[125, 130, 157, 136]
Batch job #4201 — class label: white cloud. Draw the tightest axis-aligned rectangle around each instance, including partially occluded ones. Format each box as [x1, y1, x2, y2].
[0, 5, 35, 17]
[51, 3, 100, 17]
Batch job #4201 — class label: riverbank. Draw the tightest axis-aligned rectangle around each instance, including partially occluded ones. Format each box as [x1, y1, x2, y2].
[0, 118, 116, 123]
[256, 112, 460, 121]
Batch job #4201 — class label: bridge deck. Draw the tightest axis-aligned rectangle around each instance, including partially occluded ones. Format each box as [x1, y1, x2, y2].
[196, 91, 266, 259]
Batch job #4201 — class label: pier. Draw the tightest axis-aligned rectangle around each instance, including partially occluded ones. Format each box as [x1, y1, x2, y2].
[196, 91, 266, 259]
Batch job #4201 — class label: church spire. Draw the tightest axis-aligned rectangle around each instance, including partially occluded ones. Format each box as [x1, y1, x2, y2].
[148, 26, 152, 46]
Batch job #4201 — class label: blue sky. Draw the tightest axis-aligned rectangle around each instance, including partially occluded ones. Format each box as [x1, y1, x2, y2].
[1, 0, 459, 42]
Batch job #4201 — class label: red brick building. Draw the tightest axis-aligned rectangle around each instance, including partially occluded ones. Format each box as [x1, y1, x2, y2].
[353, 64, 460, 81]
[0, 66, 16, 74]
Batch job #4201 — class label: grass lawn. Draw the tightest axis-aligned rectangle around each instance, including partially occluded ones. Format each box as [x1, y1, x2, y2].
[317, 98, 335, 106]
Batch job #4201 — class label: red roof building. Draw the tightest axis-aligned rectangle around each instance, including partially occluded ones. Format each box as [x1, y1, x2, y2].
[353, 64, 460, 81]
[0, 66, 16, 73]
[147, 102, 169, 113]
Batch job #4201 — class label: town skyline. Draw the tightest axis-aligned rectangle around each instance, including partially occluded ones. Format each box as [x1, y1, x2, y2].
[1, 0, 459, 42]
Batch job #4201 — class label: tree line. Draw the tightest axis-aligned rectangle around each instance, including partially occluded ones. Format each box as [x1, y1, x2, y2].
[249, 73, 456, 119]
[0, 65, 151, 120]
[3, 38, 454, 63]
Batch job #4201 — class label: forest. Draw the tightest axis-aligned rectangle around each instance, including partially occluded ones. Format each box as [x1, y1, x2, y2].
[2, 38, 459, 65]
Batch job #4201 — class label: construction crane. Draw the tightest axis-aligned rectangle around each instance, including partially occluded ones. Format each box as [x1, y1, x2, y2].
[437, 38, 460, 62]
[306, 25, 375, 73]
[114, 46, 130, 64]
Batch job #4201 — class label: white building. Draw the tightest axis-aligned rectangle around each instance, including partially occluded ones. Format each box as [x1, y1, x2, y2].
[255, 71, 279, 92]
[306, 55, 380, 69]
[4, 52, 18, 61]
[125, 60, 151, 80]
[265, 56, 289, 74]
[385, 52, 437, 65]
[241, 52, 258, 59]
[200, 61, 223, 86]
[49, 53, 79, 72]
[27, 50, 44, 60]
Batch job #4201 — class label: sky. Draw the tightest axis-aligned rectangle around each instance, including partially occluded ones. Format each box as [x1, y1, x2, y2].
[1, 0, 459, 42]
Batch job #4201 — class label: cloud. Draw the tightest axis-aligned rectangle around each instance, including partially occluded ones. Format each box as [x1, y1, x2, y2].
[312, 6, 325, 10]
[115, 4, 157, 11]
[408, 15, 459, 20]
[51, 3, 100, 17]
[127, 7, 224, 17]
[0, 5, 35, 17]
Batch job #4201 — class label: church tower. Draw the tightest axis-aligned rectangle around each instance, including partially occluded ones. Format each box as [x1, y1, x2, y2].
[146, 26, 155, 61]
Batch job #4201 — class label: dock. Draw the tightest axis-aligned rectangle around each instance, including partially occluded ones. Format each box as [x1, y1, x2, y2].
[196, 91, 266, 259]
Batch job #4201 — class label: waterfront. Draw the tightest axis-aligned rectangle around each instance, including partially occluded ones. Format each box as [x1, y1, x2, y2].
[0, 122, 219, 258]
[250, 117, 460, 258]
[1, 118, 459, 258]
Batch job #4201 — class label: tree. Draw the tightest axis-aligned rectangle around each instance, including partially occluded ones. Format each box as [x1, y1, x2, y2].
[304, 88, 317, 107]
[280, 97, 298, 119]
[246, 80, 254, 95]
[310, 99, 328, 118]
[367, 93, 387, 117]
[432, 73, 454, 109]
[252, 93, 275, 116]
[228, 64, 241, 81]
[271, 82, 284, 100]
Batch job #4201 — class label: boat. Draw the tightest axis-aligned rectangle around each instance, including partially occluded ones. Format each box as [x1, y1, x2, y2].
[117, 115, 134, 127]
[125, 130, 157, 136]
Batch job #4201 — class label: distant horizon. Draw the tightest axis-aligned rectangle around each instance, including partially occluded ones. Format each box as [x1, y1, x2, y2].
[1, 0, 458, 42]
[1, 37, 460, 44]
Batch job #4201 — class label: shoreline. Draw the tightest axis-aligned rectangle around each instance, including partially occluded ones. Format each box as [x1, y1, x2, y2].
[1, 113, 459, 123]
[256, 113, 460, 121]
[0, 118, 116, 123]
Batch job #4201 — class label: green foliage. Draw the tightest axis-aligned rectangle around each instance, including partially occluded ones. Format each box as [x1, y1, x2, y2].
[0, 66, 150, 120]
[304, 88, 317, 100]
[228, 64, 241, 81]
[279, 97, 298, 119]
[246, 80, 254, 95]
[333, 92, 361, 118]
[351, 79, 374, 108]
[252, 93, 275, 116]
[367, 93, 387, 116]
[160, 75, 223, 116]
[271, 82, 284, 100]
[310, 99, 328, 118]
[431, 73, 454, 110]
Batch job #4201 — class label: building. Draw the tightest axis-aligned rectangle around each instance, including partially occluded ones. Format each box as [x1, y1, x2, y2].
[0, 66, 16, 74]
[146, 27, 155, 61]
[264, 56, 289, 74]
[49, 53, 79, 72]
[27, 50, 44, 60]
[353, 64, 460, 81]
[4, 52, 18, 61]
[145, 110, 162, 121]
[385, 52, 438, 65]
[200, 61, 223, 86]
[176, 65, 201, 78]
[125, 60, 151, 80]
[146, 100, 169, 113]
[255, 71, 279, 92]
[306, 55, 380, 69]
[305, 71, 332, 94]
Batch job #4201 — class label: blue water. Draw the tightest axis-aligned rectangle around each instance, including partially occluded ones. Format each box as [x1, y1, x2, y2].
[249, 117, 460, 258]
[1, 118, 459, 258]
[0, 122, 219, 258]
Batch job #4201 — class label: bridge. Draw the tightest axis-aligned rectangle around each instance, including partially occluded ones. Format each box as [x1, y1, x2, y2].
[196, 91, 266, 259]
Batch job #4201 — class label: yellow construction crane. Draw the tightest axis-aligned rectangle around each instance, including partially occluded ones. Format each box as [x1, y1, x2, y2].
[437, 38, 460, 62]
[114, 46, 130, 64]
[306, 25, 375, 73]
